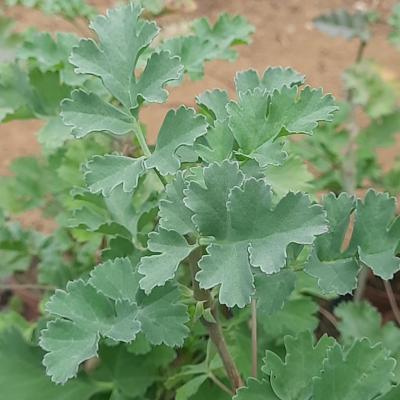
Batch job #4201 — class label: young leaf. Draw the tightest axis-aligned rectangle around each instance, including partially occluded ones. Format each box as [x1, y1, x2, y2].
[235, 67, 304, 95]
[70, 3, 181, 110]
[145, 107, 208, 175]
[138, 228, 196, 293]
[84, 155, 146, 196]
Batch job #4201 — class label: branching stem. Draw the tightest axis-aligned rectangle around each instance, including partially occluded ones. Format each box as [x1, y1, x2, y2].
[208, 371, 235, 396]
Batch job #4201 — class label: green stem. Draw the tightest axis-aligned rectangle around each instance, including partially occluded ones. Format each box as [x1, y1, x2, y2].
[251, 298, 258, 378]
[132, 118, 151, 158]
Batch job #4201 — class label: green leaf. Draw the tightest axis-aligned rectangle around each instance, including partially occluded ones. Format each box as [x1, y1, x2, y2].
[84, 155, 145, 196]
[260, 297, 319, 338]
[138, 228, 196, 293]
[0, 329, 101, 400]
[136, 284, 189, 346]
[305, 191, 400, 294]
[335, 301, 400, 376]
[88, 257, 140, 303]
[313, 340, 396, 400]
[61, 90, 135, 138]
[70, 3, 181, 110]
[191, 13, 254, 61]
[264, 332, 335, 400]
[350, 190, 400, 280]
[159, 171, 196, 235]
[185, 161, 327, 307]
[313, 9, 371, 42]
[234, 378, 279, 400]
[305, 193, 359, 295]
[235, 67, 304, 95]
[255, 269, 296, 316]
[37, 116, 73, 153]
[145, 107, 207, 175]
[227, 83, 337, 161]
[196, 89, 229, 122]
[176, 375, 208, 400]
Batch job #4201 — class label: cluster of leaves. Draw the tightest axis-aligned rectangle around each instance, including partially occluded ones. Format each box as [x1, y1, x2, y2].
[0, 2, 399, 400]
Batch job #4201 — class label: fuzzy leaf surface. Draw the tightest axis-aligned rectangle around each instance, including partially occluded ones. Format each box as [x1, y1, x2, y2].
[185, 161, 327, 307]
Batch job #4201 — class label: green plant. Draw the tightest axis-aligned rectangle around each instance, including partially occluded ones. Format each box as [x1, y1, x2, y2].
[1, 3, 400, 400]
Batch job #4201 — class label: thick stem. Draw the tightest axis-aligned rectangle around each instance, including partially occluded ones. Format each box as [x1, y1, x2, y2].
[251, 298, 258, 378]
[384, 280, 400, 326]
[189, 249, 243, 391]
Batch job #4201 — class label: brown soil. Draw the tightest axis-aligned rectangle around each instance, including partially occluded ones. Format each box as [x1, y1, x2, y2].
[1, 0, 400, 208]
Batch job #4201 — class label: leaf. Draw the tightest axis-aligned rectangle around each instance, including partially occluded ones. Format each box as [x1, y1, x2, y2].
[313, 340, 396, 400]
[196, 89, 230, 122]
[88, 257, 140, 303]
[313, 9, 371, 42]
[138, 228, 196, 293]
[305, 191, 400, 294]
[254, 269, 296, 316]
[61, 90, 135, 138]
[176, 375, 208, 400]
[70, 3, 181, 110]
[0, 329, 101, 400]
[158, 171, 196, 235]
[41, 258, 189, 383]
[37, 116, 73, 153]
[335, 301, 400, 375]
[260, 297, 319, 339]
[84, 155, 145, 196]
[136, 284, 190, 347]
[99, 344, 175, 398]
[350, 190, 400, 280]
[264, 155, 314, 197]
[227, 83, 337, 160]
[264, 332, 335, 400]
[184, 161, 327, 307]
[235, 67, 304, 95]
[305, 193, 359, 295]
[191, 13, 254, 61]
[145, 106, 208, 175]
[233, 378, 279, 400]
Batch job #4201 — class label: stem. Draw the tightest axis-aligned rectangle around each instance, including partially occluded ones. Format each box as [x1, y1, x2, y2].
[251, 298, 258, 378]
[188, 249, 243, 391]
[319, 306, 338, 329]
[354, 267, 369, 302]
[208, 372, 234, 396]
[132, 118, 151, 157]
[383, 280, 400, 326]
